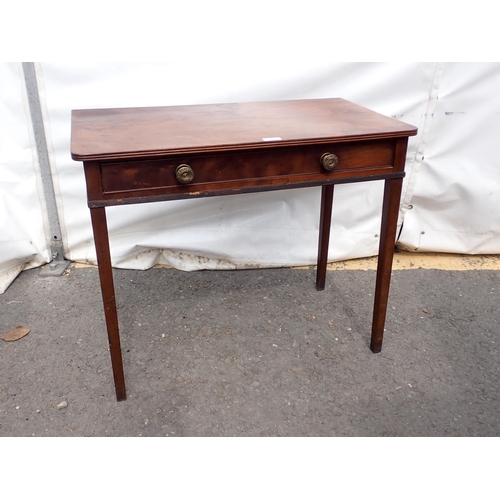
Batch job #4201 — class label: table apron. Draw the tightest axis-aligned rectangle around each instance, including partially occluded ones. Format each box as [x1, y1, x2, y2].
[83, 138, 409, 207]
[87, 170, 404, 207]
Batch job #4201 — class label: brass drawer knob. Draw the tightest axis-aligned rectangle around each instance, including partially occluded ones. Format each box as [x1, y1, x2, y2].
[176, 164, 194, 184]
[320, 153, 339, 171]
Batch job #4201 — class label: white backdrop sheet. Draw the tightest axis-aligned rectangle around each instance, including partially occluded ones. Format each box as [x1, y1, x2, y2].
[1, 62, 499, 293]
[0, 63, 50, 293]
[398, 62, 500, 253]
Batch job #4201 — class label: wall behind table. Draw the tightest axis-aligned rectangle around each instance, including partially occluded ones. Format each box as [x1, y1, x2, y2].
[0, 63, 50, 293]
[398, 62, 500, 253]
[1, 62, 498, 293]
[37, 62, 431, 271]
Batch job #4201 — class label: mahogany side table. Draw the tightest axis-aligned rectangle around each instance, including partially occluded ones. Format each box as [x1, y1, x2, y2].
[71, 98, 417, 401]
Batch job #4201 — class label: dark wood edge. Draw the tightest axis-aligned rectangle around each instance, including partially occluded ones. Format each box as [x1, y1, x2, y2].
[71, 131, 417, 162]
[87, 171, 406, 208]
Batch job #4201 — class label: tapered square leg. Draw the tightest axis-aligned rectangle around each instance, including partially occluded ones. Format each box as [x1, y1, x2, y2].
[89, 207, 127, 401]
[316, 184, 334, 291]
[370, 178, 403, 353]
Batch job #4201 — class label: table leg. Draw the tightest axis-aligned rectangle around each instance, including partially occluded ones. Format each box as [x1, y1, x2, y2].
[370, 178, 403, 353]
[316, 184, 334, 291]
[89, 207, 127, 401]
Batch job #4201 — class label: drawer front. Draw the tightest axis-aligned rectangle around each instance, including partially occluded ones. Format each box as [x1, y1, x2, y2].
[99, 139, 396, 199]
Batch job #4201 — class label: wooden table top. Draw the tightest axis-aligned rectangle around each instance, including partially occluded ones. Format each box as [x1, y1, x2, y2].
[71, 98, 417, 161]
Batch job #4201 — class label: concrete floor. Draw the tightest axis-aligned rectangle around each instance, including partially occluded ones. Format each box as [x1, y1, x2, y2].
[1, 255, 499, 436]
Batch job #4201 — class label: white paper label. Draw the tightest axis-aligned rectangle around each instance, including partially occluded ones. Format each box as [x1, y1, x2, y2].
[262, 137, 282, 142]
